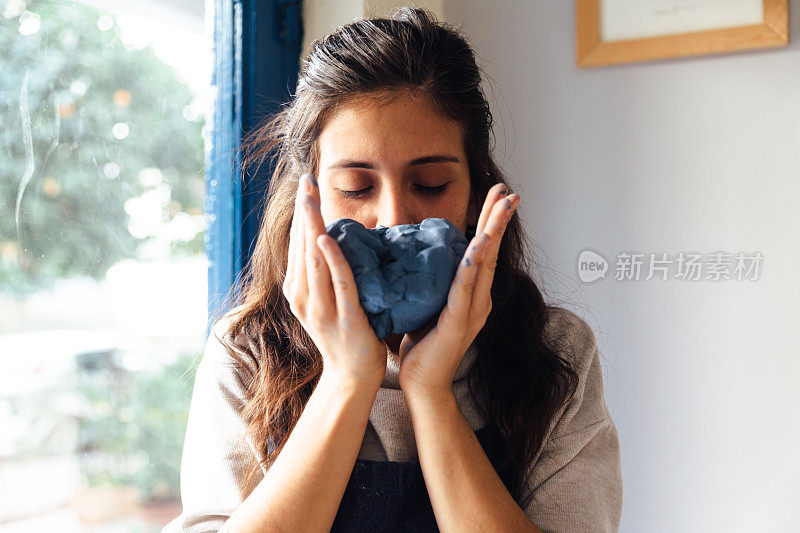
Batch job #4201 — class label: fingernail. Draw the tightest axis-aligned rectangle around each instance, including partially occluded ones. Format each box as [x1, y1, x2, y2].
[499, 186, 508, 195]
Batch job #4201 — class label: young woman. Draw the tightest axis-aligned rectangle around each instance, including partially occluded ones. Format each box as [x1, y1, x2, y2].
[164, 7, 622, 533]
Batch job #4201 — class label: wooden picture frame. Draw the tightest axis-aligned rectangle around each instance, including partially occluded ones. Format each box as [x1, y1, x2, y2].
[576, 0, 789, 68]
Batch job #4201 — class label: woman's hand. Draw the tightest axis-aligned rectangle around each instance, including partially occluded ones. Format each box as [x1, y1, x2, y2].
[283, 173, 388, 387]
[397, 183, 520, 398]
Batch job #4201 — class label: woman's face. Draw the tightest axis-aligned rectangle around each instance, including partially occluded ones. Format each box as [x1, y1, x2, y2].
[315, 91, 474, 233]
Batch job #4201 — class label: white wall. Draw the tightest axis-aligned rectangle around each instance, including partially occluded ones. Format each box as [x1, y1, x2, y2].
[302, 0, 444, 64]
[442, 1, 800, 531]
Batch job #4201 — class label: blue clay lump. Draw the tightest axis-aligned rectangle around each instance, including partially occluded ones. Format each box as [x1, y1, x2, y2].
[325, 218, 469, 339]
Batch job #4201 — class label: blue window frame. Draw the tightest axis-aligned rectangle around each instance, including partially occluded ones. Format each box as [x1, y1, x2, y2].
[206, 0, 302, 335]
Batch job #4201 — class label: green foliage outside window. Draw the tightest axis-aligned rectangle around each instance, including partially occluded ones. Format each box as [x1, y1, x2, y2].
[0, 0, 205, 297]
[70, 351, 199, 501]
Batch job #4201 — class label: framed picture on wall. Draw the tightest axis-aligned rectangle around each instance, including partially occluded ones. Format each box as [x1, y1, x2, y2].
[576, 0, 789, 67]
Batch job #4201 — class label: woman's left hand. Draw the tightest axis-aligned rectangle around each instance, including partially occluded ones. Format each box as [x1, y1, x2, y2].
[397, 183, 520, 398]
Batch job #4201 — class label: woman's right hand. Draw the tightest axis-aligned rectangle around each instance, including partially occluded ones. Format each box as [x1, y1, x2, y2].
[283, 173, 388, 388]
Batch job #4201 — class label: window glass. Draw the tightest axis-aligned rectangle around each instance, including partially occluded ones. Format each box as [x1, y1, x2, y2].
[0, 0, 209, 529]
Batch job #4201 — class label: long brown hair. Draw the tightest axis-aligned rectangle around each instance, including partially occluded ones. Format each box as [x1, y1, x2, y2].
[209, 6, 579, 504]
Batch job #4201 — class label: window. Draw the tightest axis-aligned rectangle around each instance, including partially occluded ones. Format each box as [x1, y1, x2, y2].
[1, 0, 302, 528]
[1, 0, 209, 529]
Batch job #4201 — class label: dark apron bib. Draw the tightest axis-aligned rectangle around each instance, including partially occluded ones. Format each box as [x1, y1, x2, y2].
[331, 423, 515, 532]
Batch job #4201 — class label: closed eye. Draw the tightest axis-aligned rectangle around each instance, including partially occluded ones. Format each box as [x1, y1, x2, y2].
[339, 183, 449, 199]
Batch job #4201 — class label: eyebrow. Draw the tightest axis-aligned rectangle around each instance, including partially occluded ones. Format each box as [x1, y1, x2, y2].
[327, 154, 460, 170]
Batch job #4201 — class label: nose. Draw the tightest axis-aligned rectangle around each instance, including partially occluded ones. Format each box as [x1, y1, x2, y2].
[375, 189, 415, 228]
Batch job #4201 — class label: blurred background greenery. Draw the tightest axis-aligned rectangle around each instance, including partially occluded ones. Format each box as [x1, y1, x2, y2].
[0, 0, 209, 529]
[9, 351, 199, 500]
[72, 351, 199, 501]
[0, 0, 205, 297]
